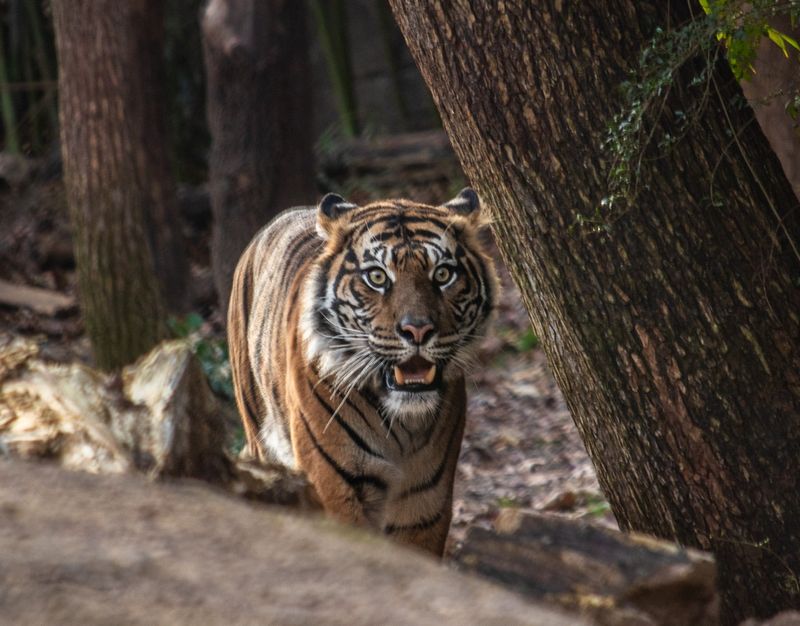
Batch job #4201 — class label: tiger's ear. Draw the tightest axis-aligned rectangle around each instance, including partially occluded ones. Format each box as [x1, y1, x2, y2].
[442, 188, 482, 225]
[317, 192, 358, 239]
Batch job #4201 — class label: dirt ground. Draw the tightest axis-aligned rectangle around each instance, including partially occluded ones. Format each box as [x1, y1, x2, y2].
[0, 171, 612, 554]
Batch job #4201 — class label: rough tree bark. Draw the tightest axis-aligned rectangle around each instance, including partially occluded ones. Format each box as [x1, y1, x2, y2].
[53, 0, 188, 370]
[390, 2, 800, 623]
[202, 0, 315, 317]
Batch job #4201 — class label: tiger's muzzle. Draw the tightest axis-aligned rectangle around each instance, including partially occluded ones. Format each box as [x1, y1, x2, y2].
[385, 354, 442, 392]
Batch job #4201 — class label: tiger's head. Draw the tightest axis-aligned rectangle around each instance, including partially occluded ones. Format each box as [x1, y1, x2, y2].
[300, 189, 498, 423]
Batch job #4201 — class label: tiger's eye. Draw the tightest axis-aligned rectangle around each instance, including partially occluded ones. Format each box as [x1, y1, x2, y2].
[433, 266, 453, 285]
[366, 268, 387, 288]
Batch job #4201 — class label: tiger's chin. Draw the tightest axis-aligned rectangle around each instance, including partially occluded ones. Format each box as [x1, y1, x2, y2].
[382, 388, 442, 423]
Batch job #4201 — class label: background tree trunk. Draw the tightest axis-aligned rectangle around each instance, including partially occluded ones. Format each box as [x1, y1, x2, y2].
[53, 0, 187, 370]
[202, 0, 315, 318]
[742, 13, 800, 200]
[390, 2, 800, 623]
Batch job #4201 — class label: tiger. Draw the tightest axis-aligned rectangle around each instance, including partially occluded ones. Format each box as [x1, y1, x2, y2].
[227, 188, 498, 556]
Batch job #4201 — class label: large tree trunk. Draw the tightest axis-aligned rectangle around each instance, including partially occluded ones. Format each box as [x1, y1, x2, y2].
[53, 0, 187, 369]
[202, 0, 315, 318]
[390, 2, 800, 623]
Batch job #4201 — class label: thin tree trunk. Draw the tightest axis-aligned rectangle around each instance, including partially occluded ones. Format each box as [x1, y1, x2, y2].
[391, 2, 800, 623]
[202, 0, 315, 318]
[53, 0, 186, 369]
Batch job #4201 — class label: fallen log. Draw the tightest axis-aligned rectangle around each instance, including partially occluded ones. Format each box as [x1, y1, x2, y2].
[0, 335, 318, 509]
[0, 278, 76, 316]
[456, 509, 718, 626]
[0, 335, 228, 479]
[318, 130, 463, 201]
[320, 130, 457, 173]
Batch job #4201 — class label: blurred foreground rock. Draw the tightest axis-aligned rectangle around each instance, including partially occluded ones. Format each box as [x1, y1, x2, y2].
[0, 459, 582, 626]
[1, 334, 733, 625]
[0, 335, 317, 507]
[456, 509, 718, 626]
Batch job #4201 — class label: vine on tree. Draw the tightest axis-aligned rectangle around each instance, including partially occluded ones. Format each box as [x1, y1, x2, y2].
[583, 0, 800, 230]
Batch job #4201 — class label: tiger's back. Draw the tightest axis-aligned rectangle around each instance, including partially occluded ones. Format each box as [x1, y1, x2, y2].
[228, 207, 321, 466]
[228, 190, 497, 555]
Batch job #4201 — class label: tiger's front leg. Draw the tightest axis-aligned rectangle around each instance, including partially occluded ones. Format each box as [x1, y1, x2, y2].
[383, 507, 453, 556]
[288, 411, 388, 529]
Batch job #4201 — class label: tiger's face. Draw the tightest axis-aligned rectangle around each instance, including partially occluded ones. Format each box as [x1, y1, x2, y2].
[301, 189, 498, 423]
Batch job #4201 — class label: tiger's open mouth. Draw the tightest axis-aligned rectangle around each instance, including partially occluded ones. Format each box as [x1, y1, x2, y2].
[385, 355, 441, 392]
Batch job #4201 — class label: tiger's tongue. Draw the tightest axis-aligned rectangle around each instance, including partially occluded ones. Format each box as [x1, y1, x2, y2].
[394, 355, 436, 386]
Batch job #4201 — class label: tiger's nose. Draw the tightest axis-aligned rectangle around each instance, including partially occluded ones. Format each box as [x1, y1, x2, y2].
[398, 316, 435, 345]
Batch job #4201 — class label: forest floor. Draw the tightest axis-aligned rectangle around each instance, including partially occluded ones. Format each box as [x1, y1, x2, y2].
[0, 150, 613, 556]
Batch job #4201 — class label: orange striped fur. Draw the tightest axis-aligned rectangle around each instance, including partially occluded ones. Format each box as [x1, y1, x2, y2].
[228, 190, 498, 555]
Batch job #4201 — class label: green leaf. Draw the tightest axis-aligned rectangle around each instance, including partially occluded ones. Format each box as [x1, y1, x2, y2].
[516, 328, 540, 352]
[786, 96, 800, 121]
[184, 312, 204, 333]
[766, 27, 800, 57]
[767, 27, 789, 57]
[782, 32, 800, 53]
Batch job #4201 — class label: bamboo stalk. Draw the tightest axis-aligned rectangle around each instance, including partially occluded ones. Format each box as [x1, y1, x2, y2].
[0, 79, 57, 91]
[22, 28, 39, 151]
[376, 2, 410, 125]
[310, 0, 360, 137]
[0, 26, 21, 153]
[24, 0, 58, 134]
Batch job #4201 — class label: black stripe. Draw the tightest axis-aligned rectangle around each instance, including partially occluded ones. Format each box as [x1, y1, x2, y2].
[361, 388, 404, 453]
[281, 231, 319, 293]
[289, 230, 319, 256]
[349, 206, 397, 220]
[467, 249, 492, 305]
[385, 420, 404, 452]
[399, 421, 459, 498]
[298, 411, 387, 491]
[352, 206, 446, 223]
[404, 228, 442, 239]
[397, 216, 448, 228]
[255, 230, 317, 357]
[398, 421, 416, 449]
[330, 256, 348, 304]
[410, 418, 438, 454]
[400, 214, 447, 224]
[234, 266, 263, 428]
[385, 509, 444, 534]
[371, 228, 402, 242]
[359, 214, 449, 233]
[310, 386, 385, 459]
[240, 388, 262, 435]
[239, 257, 251, 329]
[343, 393, 378, 434]
[316, 256, 332, 301]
